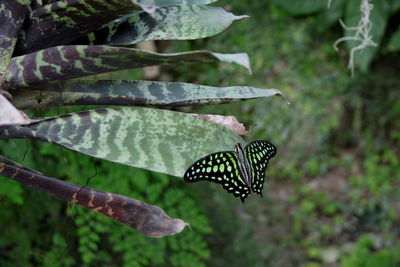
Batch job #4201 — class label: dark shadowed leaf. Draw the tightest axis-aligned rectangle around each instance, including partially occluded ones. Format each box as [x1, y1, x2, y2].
[0, 155, 42, 174]
[0, 1, 30, 86]
[5, 46, 251, 89]
[11, 80, 285, 109]
[0, 107, 244, 177]
[137, 0, 216, 6]
[0, 160, 188, 237]
[15, 0, 218, 55]
[80, 6, 248, 45]
[388, 26, 400, 51]
[15, 0, 147, 55]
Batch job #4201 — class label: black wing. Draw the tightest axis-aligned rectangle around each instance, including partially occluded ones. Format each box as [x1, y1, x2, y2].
[245, 140, 277, 196]
[184, 151, 251, 202]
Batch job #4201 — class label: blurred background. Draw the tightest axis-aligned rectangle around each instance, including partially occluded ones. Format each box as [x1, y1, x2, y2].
[1, 0, 400, 266]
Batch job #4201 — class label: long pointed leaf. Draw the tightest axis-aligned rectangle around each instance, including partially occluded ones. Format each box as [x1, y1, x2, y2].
[6, 46, 251, 89]
[80, 6, 247, 45]
[38, 0, 216, 7]
[0, 160, 188, 237]
[0, 107, 244, 177]
[0, 155, 42, 175]
[12, 80, 284, 109]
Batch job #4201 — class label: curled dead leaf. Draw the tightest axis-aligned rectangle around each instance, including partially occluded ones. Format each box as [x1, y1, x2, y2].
[0, 94, 31, 126]
[191, 113, 249, 136]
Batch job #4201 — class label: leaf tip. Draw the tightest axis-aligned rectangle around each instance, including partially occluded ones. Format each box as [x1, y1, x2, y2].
[273, 89, 290, 104]
[211, 52, 252, 74]
[168, 218, 190, 236]
[233, 14, 250, 21]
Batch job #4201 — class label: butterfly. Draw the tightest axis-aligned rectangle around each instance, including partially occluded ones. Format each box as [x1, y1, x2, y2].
[183, 140, 276, 202]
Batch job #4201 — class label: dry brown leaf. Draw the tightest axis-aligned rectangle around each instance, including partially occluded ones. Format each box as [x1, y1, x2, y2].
[0, 94, 30, 125]
[191, 113, 249, 136]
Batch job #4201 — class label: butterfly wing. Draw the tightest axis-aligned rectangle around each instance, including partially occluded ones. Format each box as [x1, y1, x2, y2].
[184, 151, 251, 202]
[245, 140, 277, 196]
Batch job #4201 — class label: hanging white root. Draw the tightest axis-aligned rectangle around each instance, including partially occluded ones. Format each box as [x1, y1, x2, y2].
[333, 0, 377, 76]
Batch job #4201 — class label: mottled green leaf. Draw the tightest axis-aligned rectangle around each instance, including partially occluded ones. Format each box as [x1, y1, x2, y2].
[0, 0, 30, 87]
[344, 0, 389, 72]
[388, 26, 400, 51]
[0, 160, 188, 237]
[6, 45, 250, 89]
[81, 6, 247, 45]
[12, 80, 284, 109]
[14, 0, 146, 55]
[0, 107, 244, 177]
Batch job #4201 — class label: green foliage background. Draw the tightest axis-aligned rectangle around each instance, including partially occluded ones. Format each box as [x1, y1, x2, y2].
[1, 0, 400, 266]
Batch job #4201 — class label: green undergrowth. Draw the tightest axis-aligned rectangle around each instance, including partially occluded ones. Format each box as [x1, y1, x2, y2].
[0, 132, 211, 267]
[163, 0, 400, 266]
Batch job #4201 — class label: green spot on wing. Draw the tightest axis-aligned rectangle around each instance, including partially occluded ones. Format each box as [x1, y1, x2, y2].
[219, 164, 225, 172]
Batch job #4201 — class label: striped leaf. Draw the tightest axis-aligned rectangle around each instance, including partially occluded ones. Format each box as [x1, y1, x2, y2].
[11, 80, 285, 109]
[0, 107, 244, 177]
[15, 0, 218, 55]
[80, 6, 248, 45]
[38, 0, 216, 7]
[6, 46, 250, 89]
[137, 0, 217, 5]
[15, 0, 154, 55]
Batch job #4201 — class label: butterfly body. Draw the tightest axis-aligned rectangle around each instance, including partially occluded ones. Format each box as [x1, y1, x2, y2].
[183, 140, 276, 202]
[234, 143, 253, 189]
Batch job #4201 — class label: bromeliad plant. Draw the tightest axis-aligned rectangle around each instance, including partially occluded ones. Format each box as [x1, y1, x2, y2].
[0, 0, 285, 237]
